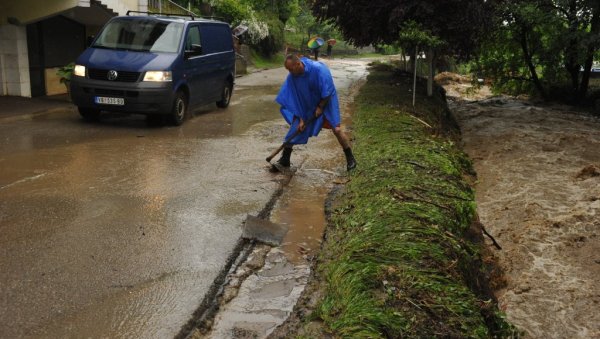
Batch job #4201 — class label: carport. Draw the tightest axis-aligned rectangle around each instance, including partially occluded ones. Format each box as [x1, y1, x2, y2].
[0, 0, 146, 98]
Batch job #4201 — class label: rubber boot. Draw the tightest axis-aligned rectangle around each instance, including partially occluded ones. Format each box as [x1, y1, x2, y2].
[344, 147, 357, 171]
[278, 147, 293, 167]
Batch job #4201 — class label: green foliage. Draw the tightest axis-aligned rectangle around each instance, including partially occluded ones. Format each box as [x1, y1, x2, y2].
[210, 0, 250, 24]
[313, 64, 516, 337]
[311, 0, 493, 60]
[374, 44, 400, 55]
[398, 20, 443, 50]
[477, 0, 600, 101]
[249, 49, 284, 69]
[285, 0, 340, 51]
[254, 11, 284, 57]
[56, 62, 75, 84]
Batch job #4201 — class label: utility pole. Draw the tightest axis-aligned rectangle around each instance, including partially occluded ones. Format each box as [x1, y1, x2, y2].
[427, 47, 434, 97]
[413, 45, 418, 107]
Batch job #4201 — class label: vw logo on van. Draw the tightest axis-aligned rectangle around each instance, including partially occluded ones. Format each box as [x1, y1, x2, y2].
[107, 70, 118, 81]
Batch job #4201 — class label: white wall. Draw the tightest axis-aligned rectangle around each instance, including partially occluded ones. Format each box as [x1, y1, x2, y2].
[0, 25, 30, 97]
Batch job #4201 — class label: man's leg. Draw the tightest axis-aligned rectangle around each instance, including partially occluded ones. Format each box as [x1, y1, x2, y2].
[277, 145, 293, 167]
[270, 145, 293, 173]
[332, 126, 357, 171]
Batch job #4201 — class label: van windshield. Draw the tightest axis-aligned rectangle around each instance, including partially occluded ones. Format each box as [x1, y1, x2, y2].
[93, 19, 183, 53]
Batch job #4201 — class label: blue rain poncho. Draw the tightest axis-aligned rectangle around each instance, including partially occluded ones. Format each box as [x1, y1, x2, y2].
[275, 57, 340, 144]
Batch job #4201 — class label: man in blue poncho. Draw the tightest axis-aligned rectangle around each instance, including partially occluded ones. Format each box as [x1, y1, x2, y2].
[273, 54, 357, 172]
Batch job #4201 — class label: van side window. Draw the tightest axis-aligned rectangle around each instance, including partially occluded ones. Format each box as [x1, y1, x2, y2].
[185, 26, 201, 51]
[200, 24, 233, 54]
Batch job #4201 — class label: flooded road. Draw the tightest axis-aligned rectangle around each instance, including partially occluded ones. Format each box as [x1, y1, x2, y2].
[0, 68, 292, 338]
[0, 58, 374, 338]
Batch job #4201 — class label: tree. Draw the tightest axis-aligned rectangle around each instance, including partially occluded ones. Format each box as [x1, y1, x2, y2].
[311, 0, 493, 60]
[480, 0, 600, 101]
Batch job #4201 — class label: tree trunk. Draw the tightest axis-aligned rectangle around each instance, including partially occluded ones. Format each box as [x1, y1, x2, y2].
[519, 29, 546, 98]
[413, 45, 418, 107]
[427, 48, 434, 97]
[577, 3, 600, 101]
[564, 0, 581, 97]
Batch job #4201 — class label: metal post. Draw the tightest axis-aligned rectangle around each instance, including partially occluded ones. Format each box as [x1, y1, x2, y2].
[413, 45, 418, 107]
[427, 47, 434, 97]
[159, 0, 162, 14]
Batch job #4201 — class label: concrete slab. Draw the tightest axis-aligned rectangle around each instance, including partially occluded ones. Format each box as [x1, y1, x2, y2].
[242, 215, 289, 246]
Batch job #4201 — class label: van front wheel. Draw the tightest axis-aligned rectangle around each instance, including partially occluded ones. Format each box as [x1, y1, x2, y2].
[216, 81, 232, 108]
[170, 91, 187, 126]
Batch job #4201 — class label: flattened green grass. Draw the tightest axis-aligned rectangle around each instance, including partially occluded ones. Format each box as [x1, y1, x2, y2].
[314, 64, 514, 337]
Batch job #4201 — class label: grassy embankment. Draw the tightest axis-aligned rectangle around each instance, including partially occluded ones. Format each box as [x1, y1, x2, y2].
[249, 51, 285, 70]
[306, 63, 514, 337]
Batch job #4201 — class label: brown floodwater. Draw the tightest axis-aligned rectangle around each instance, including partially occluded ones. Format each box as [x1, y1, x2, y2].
[0, 67, 302, 338]
[448, 89, 600, 338]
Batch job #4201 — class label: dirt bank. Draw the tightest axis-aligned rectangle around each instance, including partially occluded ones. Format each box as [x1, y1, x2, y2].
[447, 84, 600, 337]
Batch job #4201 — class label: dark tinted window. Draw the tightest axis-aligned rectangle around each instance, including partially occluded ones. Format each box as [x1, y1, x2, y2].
[200, 24, 233, 54]
[93, 18, 183, 53]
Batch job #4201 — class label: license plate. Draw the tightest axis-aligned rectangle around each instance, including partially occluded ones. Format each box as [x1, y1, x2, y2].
[95, 96, 125, 105]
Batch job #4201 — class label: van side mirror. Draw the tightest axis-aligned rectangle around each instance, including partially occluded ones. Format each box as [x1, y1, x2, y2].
[185, 44, 202, 58]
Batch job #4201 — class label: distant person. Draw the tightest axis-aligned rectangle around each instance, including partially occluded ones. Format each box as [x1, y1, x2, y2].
[273, 54, 357, 172]
[327, 43, 332, 57]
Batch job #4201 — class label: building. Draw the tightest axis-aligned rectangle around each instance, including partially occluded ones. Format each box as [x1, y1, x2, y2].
[0, 0, 150, 97]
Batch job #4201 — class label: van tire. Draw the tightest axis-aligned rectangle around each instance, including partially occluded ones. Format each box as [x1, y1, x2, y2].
[216, 81, 232, 108]
[79, 107, 101, 122]
[170, 91, 187, 126]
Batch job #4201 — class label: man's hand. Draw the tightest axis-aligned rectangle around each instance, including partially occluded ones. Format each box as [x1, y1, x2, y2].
[315, 106, 323, 118]
[297, 118, 306, 132]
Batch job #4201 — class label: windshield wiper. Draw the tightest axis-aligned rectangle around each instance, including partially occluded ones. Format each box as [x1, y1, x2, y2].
[91, 45, 136, 51]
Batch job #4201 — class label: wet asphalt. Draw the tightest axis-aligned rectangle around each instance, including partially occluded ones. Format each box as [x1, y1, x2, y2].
[0, 59, 370, 338]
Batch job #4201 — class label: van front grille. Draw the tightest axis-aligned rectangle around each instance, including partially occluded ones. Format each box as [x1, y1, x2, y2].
[88, 69, 141, 82]
[84, 87, 139, 97]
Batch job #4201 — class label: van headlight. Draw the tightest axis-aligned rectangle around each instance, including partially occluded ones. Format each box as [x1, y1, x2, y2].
[73, 65, 86, 77]
[143, 71, 172, 82]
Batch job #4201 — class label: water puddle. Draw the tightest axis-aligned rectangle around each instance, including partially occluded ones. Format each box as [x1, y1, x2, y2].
[273, 173, 331, 264]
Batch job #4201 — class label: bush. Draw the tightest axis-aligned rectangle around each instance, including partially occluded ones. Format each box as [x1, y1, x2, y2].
[56, 62, 75, 84]
[253, 13, 284, 57]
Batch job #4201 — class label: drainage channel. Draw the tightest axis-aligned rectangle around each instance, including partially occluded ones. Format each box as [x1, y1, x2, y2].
[199, 152, 342, 339]
[175, 169, 295, 339]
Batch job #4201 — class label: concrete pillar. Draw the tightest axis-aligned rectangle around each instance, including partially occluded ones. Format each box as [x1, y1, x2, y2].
[0, 24, 31, 97]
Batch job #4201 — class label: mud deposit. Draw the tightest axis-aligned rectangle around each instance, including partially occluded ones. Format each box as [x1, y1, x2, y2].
[448, 89, 600, 337]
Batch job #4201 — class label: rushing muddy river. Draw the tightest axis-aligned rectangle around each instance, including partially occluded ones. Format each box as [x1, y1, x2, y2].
[447, 85, 600, 338]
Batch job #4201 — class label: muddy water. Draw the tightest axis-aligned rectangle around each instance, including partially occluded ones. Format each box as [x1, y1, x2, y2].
[205, 59, 370, 338]
[0, 67, 310, 338]
[448, 94, 600, 338]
